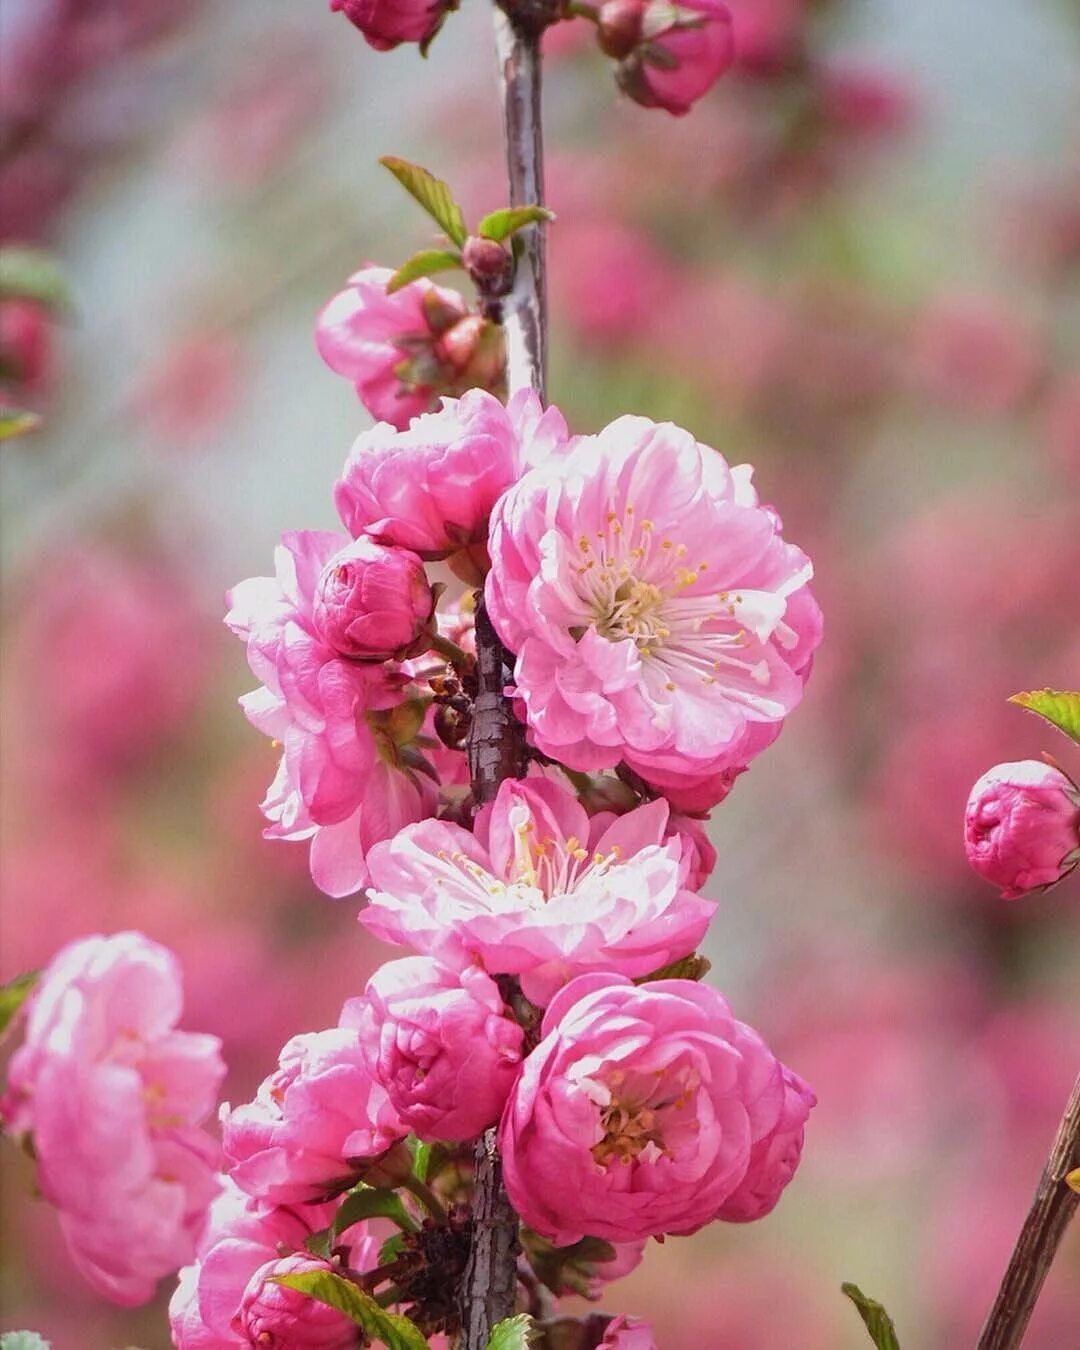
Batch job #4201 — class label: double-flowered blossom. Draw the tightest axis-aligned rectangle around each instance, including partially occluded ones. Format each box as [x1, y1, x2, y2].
[714, 1064, 815, 1222]
[345, 956, 524, 1141]
[361, 776, 716, 1006]
[316, 265, 502, 430]
[226, 529, 438, 896]
[598, 0, 736, 117]
[2, 932, 225, 1305]
[221, 1027, 402, 1206]
[487, 415, 821, 805]
[964, 759, 1080, 899]
[330, 0, 457, 54]
[499, 975, 811, 1245]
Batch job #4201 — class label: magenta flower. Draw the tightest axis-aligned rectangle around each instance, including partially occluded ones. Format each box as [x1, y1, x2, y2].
[2, 932, 225, 1306]
[361, 776, 715, 1006]
[498, 975, 810, 1244]
[221, 1027, 402, 1207]
[334, 388, 572, 561]
[714, 1065, 815, 1221]
[311, 535, 435, 662]
[238, 1253, 362, 1347]
[486, 416, 821, 804]
[964, 760, 1080, 899]
[599, 0, 736, 117]
[601, 1315, 659, 1349]
[344, 957, 524, 1141]
[226, 529, 438, 896]
[330, 0, 457, 53]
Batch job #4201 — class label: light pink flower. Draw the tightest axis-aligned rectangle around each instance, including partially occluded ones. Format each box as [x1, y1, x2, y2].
[316, 265, 501, 429]
[714, 1065, 815, 1221]
[2, 932, 225, 1306]
[330, 0, 456, 53]
[221, 1028, 402, 1207]
[237, 1253, 361, 1347]
[226, 529, 438, 896]
[361, 777, 715, 1006]
[311, 536, 434, 662]
[600, 0, 735, 117]
[486, 415, 821, 803]
[601, 1315, 658, 1349]
[344, 957, 524, 1141]
[334, 388, 571, 561]
[964, 760, 1080, 900]
[499, 975, 809, 1244]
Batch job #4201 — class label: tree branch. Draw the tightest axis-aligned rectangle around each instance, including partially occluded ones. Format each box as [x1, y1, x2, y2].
[977, 1069, 1080, 1350]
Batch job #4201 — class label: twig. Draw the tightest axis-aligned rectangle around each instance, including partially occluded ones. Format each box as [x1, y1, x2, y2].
[976, 1070, 1080, 1350]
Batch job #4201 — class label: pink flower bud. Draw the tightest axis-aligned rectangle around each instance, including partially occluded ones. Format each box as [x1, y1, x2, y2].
[601, 1315, 659, 1349]
[312, 537, 435, 662]
[607, 0, 735, 117]
[0, 297, 51, 394]
[462, 235, 514, 296]
[964, 760, 1080, 900]
[330, 0, 457, 53]
[237, 1253, 359, 1348]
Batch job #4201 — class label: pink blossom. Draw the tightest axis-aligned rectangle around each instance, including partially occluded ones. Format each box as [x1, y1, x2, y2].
[0, 297, 51, 395]
[330, 0, 456, 53]
[226, 529, 438, 896]
[906, 294, 1041, 415]
[601, 1315, 658, 1349]
[334, 387, 571, 561]
[2, 932, 225, 1306]
[315, 265, 502, 430]
[601, 0, 736, 117]
[499, 975, 810, 1243]
[964, 760, 1080, 900]
[486, 415, 821, 803]
[237, 1253, 361, 1347]
[221, 1027, 402, 1207]
[343, 957, 524, 1141]
[311, 536, 434, 662]
[714, 1065, 815, 1221]
[361, 776, 715, 1006]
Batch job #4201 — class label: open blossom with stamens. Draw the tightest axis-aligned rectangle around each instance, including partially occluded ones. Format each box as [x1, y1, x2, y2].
[226, 529, 438, 896]
[486, 416, 821, 803]
[2, 932, 225, 1306]
[360, 776, 716, 1006]
[499, 975, 809, 1244]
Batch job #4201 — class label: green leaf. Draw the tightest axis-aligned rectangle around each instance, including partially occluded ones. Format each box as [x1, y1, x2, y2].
[0, 409, 42, 442]
[1, 1335, 52, 1350]
[477, 206, 554, 243]
[635, 953, 711, 984]
[386, 249, 464, 294]
[407, 1134, 433, 1182]
[841, 1283, 902, 1350]
[0, 246, 72, 311]
[486, 1313, 538, 1350]
[379, 157, 468, 248]
[0, 970, 38, 1038]
[303, 1227, 332, 1259]
[1009, 689, 1080, 746]
[333, 1184, 417, 1236]
[378, 1231, 408, 1266]
[270, 1271, 428, 1350]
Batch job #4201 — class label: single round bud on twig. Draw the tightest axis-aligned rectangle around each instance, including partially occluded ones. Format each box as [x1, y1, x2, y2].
[597, 0, 646, 59]
[463, 234, 515, 297]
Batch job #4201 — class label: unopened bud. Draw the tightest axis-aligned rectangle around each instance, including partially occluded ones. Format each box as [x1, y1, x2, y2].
[597, 0, 645, 59]
[313, 537, 435, 662]
[463, 235, 514, 296]
[964, 759, 1080, 900]
[433, 314, 507, 390]
[421, 287, 469, 335]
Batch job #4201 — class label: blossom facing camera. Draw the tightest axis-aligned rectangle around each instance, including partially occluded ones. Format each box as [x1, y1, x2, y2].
[330, 0, 458, 54]
[599, 0, 736, 117]
[499, 975, 812, 1244]
[237, 1253, 361, 1348]
[312, 536, 435, 662]
[964, 760, 1080, 900]
[345, 957, 524, 1141]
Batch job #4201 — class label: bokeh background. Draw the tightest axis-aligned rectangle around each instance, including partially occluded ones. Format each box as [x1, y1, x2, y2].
[2, 1, 1079, 1345]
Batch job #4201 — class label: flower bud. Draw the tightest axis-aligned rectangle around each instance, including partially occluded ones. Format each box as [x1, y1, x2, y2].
[237, 1253, 358, 1348]
[463, 234, 514, 296]
[964, 759, 1080, 900]
[330, 0, 458, 54]
[0, 298, 51, 394]
[313, 537, 435, 662]
[608, 0, 735, 117]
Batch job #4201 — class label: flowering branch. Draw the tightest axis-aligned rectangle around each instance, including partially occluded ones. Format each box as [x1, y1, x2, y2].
[977, 1070, 1080, 1350]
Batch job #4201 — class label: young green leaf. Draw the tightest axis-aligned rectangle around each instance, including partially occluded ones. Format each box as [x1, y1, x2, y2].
[332, 1184, 418, 1235]
[378, 1232, 408, 1266]
[303, 1227, 333, 1259]
[0, 970, 38, 1038]
[1066, 1166, 1080, 1194]
[635, 953, 711, 984]
[270, 1270, 428, 1350]
[379, 157, 468, 248]
[476, 206, 555, 243]
[486, 1313, 538, 1350]
[406, 1135, 433, 1183]
[841, 1283, 902, 1350]
[386, 249, 464, 294]
[1008, 689, 1080, 746]
[0, 246, 72, 311]
[0, 409, 42, 442]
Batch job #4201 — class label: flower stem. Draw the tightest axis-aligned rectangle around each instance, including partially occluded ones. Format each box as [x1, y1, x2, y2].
[401, 1173, 449, 1224]
[431, 633, 471, 667]
[976, 1069, 1080, 1350]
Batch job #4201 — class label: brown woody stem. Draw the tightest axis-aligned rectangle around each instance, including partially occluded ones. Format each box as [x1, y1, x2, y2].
[976, 1069, 1080, 1350]
[459, 8, 556, 1348]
